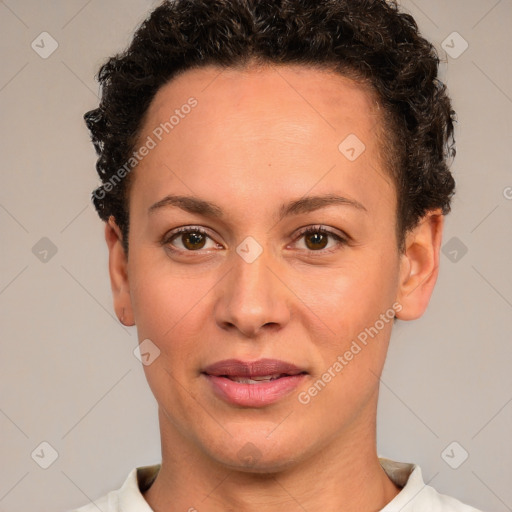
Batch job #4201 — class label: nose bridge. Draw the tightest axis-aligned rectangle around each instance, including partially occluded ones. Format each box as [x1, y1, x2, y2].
[214, 239, 290, 337]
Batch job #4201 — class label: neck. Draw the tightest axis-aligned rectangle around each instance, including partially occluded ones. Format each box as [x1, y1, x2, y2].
[143, 407, 401, 512]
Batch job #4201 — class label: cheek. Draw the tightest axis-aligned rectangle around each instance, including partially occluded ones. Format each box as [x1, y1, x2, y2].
[295, 270, 396, 425]
[128, 258, 211, 414]
[128, 247, 211, 338]
[290, 249, 399, 414]
[290, 251, 399, 340]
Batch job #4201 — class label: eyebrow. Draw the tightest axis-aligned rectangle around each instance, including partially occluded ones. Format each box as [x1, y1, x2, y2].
[148, 193, 367, 222]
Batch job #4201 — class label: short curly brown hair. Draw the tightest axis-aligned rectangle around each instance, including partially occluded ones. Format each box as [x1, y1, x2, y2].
[84, 0, 456, 254]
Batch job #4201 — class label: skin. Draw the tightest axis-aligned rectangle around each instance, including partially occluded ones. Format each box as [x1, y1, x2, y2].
[105, 62, 444, 511]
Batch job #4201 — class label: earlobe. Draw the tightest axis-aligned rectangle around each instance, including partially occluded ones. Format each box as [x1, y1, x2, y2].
[105, 216, 135, 327]
[395, 210, 444, 321]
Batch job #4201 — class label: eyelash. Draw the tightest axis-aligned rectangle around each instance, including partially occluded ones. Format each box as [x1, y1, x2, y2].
[162, 225, 348, 255]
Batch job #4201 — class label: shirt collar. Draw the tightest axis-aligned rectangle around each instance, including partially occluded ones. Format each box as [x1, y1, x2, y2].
[117, 464, 160, 512]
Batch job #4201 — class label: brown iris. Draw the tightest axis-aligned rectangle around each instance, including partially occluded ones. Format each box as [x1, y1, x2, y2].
[304, 231, 329, 250]
[181, 231, 207, 250]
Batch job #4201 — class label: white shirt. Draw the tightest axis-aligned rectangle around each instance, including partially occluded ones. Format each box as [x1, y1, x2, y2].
[69, 457, 484, 511]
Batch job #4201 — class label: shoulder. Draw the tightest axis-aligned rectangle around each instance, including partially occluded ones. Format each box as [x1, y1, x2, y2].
[379, 457, 485, 512]
[65, 481, 119, 512]
[65, 465, 160, 512]
[67, 492, 112, 512]
[424, 487, 485, 512]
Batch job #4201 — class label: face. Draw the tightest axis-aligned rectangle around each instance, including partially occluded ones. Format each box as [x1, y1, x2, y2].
[106, 63, 442, 472]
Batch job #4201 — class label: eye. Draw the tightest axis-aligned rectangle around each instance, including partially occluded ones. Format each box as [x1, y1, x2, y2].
[162, 225, 348, 255]
[162, 226, 221, 252]
[292, 225, 347, 253]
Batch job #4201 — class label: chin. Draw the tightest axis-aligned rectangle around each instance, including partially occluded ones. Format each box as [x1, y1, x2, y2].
[205, 431, 311, 475]
[221, 451, 303, 475]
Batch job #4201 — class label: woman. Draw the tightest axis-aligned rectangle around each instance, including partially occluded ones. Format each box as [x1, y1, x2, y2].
[74, 0, 483, 510]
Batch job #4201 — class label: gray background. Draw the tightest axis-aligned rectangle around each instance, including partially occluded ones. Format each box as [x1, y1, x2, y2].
[0, 1, 511, 511]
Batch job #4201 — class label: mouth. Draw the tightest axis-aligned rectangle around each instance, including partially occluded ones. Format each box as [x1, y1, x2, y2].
[202, 358, 308, 407]
[202, 358, 307, 380]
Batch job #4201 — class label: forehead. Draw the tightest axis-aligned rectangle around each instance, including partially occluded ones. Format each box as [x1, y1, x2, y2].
[146, 63, 381, 135]
[130, 63, 394, 218]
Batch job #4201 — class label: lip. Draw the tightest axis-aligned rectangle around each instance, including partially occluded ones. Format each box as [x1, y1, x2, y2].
[202, 358, 308, 407]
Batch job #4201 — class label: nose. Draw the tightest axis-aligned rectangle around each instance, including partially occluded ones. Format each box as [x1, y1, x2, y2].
[214, 246, 291, 338]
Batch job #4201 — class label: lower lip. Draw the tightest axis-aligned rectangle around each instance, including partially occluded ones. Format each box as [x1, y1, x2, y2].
[204, 374, 307, 407]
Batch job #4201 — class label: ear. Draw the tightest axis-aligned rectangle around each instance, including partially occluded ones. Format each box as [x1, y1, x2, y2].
[105, 216, 135, 326]
[395, 209, 444, 321]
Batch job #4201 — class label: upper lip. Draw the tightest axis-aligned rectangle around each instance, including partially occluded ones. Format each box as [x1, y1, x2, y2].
[202, 358, 307, 377]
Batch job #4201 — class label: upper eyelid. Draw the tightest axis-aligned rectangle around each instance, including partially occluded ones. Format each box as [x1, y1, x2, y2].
[295, 225, 348, 240]
[163, 225, 214, 244]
